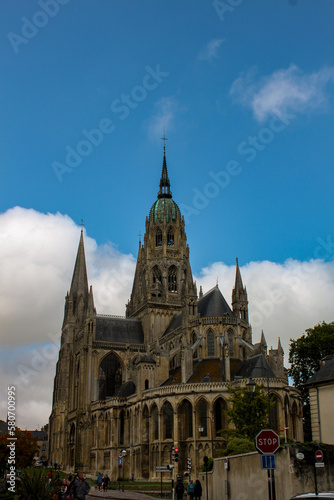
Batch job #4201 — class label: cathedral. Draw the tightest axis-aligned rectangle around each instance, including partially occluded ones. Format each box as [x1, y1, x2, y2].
[49, 147, 303, 479]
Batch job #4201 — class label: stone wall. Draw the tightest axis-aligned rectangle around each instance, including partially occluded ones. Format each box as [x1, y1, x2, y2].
[201, 445, 334, 500]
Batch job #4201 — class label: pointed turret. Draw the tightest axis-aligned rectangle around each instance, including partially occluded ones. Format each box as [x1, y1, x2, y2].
[234, 257, 244, 291]
[64, 230, 90, 324]
[232, 258, 249, 322]
[158, 146, 172, 199]
[69, 230, 89, 301]
[261, 330, 267, 349]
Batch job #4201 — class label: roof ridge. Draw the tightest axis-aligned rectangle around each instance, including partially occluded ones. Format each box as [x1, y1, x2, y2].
[199, 284, 220, 300]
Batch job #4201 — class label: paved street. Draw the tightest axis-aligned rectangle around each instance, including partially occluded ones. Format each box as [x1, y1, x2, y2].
[87, 487, 166, 500]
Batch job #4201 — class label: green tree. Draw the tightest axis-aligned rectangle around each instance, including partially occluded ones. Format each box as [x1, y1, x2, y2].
[289, 321, 334, 440]
[218, 437, 256, 457]
[224, 384, 268, 440]
[0, 429, 39, 469]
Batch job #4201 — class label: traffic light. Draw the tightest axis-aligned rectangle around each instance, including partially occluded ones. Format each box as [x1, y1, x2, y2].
[203, 456, 208, 466]
[174, 447, 179, 463]
[187, 458, 192, 470]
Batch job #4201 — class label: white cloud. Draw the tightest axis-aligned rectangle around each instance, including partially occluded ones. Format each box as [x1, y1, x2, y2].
[145, 96, 180, 140]
[198, 38, 224, 61]
[0, 207, 333, 429]
[230, 65, 334, 122]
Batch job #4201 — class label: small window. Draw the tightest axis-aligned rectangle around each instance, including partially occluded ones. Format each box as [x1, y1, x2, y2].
[156, 229, 162, 246]
[144, 379, 149, 390]
[167, 228, 174, 247]
[168, 266, 177, 292]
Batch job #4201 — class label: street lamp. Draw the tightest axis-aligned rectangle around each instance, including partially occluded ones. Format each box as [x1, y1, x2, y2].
[246, 377, 256, 393]
[198, 416, 214, 458]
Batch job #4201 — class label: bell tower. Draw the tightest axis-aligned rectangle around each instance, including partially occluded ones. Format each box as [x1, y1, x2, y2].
[126, 146, 197, 344]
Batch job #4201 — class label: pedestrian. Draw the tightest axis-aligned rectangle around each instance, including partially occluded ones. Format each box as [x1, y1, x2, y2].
[58, 478, 68, 500]
[175, 479, 185, 500]
[68, 472, 73, 482]
[187, 479, 195, 500]
[70, 472, 90, 500]
[103, 474, 110, 491]
[97, 472, 103, 491]
[194, 479, 202, 500]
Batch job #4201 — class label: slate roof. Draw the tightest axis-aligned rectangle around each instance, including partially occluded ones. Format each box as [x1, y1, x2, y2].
[116, 381, 136, 397]
[163, 285, 233, 336]
[95, 316, 144, 344]
[237, 354, 276, 379]
[304, 356, 334, 386]
[137, 353, 156, 364]
[198, 286, 234, 318]
[30, 430, 48, 440]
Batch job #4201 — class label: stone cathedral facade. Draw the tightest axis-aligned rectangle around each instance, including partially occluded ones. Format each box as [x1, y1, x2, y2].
[49, 149, 303, 479]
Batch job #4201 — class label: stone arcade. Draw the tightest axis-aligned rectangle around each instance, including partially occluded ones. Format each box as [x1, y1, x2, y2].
[49, 148, 303, 478]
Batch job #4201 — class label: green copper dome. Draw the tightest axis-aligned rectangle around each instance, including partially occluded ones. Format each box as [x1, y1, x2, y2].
[149, 147, 181, 223]
[150, 197, 181, 223]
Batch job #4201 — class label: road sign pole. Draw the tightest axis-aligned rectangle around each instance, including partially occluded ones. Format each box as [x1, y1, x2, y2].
[267, 470, 272, 500]
[271, 468, 276, 500]
[314, 462, 318, 496]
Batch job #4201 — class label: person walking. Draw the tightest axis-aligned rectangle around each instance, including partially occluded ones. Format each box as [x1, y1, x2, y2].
[194, 479, 202, 500]
[96, 472, 103, 491]
[187, 479, 195, 500]
[70, 472, 90, 500]
[175, 479, 185, 500]
[103, 474, 110, 491]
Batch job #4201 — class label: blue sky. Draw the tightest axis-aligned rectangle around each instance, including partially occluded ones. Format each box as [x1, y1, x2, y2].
[1, 0, 334, 428]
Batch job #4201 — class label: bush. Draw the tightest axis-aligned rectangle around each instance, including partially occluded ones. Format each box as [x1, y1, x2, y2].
[218, 437, 256, 457]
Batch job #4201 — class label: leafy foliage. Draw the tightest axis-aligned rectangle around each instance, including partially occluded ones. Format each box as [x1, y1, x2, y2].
[17, 468, 60, 499]
[289, 321, 334, 440]
[0, 430, 39, 469]
[223, 384, 269, 440]
[218, 437, 256, 456]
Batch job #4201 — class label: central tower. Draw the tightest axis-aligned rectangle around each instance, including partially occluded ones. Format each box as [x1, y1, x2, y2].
[126, 147, 197, 344]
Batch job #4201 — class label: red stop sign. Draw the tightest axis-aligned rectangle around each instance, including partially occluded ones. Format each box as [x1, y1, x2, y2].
[255, 429, 280, 454]
[315, 450, 323, 462]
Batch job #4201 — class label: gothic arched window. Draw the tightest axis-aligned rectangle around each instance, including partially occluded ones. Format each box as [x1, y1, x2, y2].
[168, 266, 177, 292]
[192, 332, 198, 359]
[227, 328, 234, 357]
[214, 397, 227, 435]
[179, 400, 193, 440]
[167, 228, 174, 247]
[207, 330, 215, 357]
[156, 229, 162, 247]
[152, 404, 159, 441]
[99, 353, 122, 400]
[162, 401, 173, 439]
[198, 400, 208, 436]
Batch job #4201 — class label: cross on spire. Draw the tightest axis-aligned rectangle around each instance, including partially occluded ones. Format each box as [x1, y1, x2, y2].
[161, 131, 168, 152]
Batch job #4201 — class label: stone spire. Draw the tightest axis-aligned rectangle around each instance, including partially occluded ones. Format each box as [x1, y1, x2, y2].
[158, 146, 172, 199]
[234, 257, 244, 291]
[232, 258, 249, 322]
[69, 230, 89, 302]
